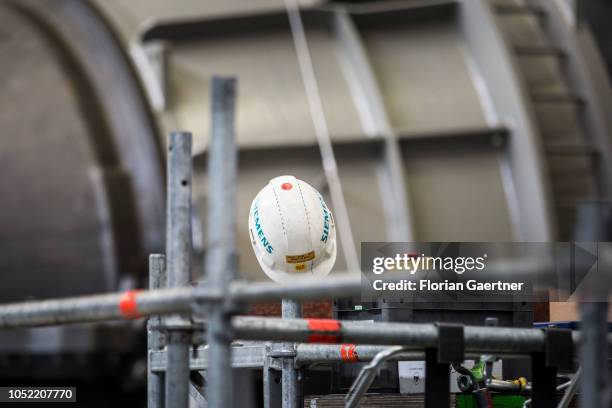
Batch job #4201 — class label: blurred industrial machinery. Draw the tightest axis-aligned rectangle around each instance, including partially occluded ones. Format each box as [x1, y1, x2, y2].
[0, 0, 164, 380]
[0, 0, 611, 405]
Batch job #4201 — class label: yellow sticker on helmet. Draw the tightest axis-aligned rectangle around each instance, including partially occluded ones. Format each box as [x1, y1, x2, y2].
[295, 263, 306, 271]
[286, 251, 315, 264]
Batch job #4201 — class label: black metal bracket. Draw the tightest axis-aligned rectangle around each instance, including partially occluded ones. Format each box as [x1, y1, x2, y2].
[425, 323, 465, 407]
[437, 322, 465, 363]
[531, 328, 573, 408]
[545, 327, 574, 371]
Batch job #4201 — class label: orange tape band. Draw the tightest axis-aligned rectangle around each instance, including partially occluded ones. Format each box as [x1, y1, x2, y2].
[306, 318, 342, 343]
[340, 344, 359, 362]
[119, 290, 141, 319]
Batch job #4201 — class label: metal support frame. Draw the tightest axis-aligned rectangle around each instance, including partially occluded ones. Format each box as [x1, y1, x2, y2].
[0, 265, 603, 408]
[0, 289, 605, 356]
[529, 0, 612, 201]
[459, 0, 556, 240]
[333, 9, 414, 241]
[139, 0, 555, 243]
[165, 131, 193, 408]
[284, 0, 360, 273]
[204, 77, 238, 408]
[131, 40, 170, 112]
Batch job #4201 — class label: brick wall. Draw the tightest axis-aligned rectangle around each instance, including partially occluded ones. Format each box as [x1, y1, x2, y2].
[249, 299, 333, 318]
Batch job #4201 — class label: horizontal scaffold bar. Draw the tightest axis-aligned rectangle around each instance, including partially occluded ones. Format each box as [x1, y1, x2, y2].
[150, 343, 533, 372]
[0, 256, 561, 329]
[230, 316, 588, 354]
[0, 275, 361, 328]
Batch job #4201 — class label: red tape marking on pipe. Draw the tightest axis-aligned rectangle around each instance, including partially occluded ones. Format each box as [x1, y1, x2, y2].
[340, 344, 359, 362]
[307, 319, 342, 343]
[119, 290, 141, 319]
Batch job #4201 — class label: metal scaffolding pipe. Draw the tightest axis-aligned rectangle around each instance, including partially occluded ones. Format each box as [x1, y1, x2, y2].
[0, 255, 575, 329]
[0, 276, 363, 329]
[580, 301, 610, 408]
[3, 297, 597, 354]
[0, 287, 197, 328]
[0, 278, 609, 367]
[296, 345, 424, 365]
[294, 345, 528, 365]
[575, 202, 612, 408]
[165, 131, 193, 300]
[558, 368, 581, 408]
[281, 300, 301, 408]
[0, 293, 607, 356]
[229, 274, 361, 302]
[148, 343, 540, 373]
[205, 77, 238, 408]
[147, 254, 166, 408]
[0, 275, 606, 359]
[231, 317, 586, 354]
[165, 131, 193, 408]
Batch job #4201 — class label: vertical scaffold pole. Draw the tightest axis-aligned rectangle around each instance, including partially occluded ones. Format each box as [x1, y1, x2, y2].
[575, 203, 611, 408]
[282, 299, 302, 408]
[165, 131, 193, 408]
[205, 77, 238, 408]
[148, 254, 166, 408]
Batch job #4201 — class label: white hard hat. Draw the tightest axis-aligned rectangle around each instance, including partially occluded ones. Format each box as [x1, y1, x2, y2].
[248, 175, 337, 283]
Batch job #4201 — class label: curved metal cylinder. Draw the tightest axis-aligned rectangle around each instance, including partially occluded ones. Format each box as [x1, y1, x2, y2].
[0, 0, 164, 302]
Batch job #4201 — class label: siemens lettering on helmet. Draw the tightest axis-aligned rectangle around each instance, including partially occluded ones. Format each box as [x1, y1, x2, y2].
[248, 175, 337, 283]
[318, 194, 331, 243]
[251, 202, 273, 254]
